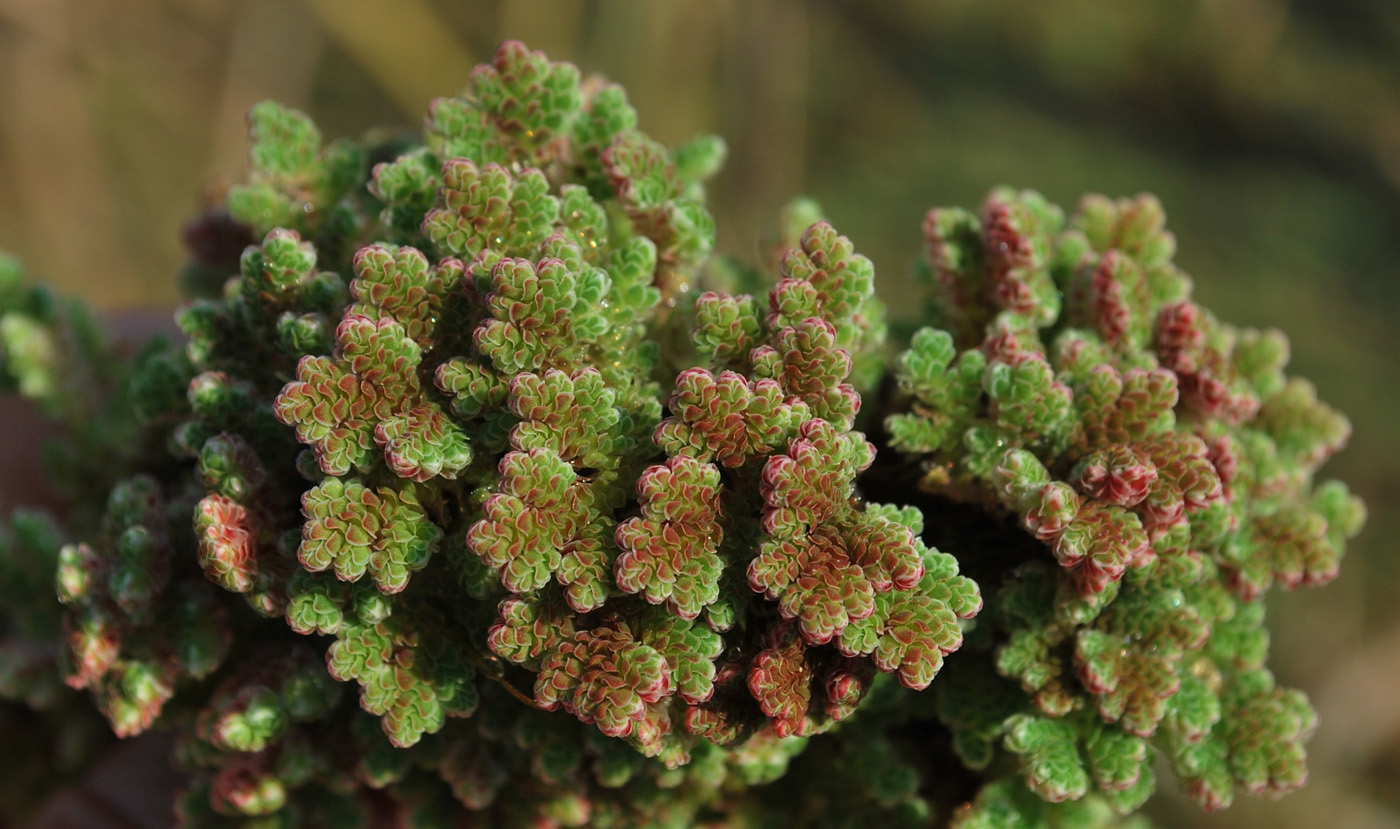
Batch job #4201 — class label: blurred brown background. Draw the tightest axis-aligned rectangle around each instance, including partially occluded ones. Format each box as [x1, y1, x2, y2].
[1, 1, 1397, 826]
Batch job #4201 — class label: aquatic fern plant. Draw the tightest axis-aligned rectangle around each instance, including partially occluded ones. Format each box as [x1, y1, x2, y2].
[0, 41, 1362, 828]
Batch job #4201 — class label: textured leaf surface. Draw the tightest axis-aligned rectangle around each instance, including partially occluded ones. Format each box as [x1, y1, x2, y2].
[299, 479, 441, 594]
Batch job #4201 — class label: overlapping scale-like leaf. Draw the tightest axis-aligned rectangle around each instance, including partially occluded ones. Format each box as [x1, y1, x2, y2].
[977, 188, 1064, 326]
[535, 627, 669, 740]
[327, 615, 477, 747]
[1074, 585, 1207, 737]
[227, 101, 365, 236]
[838, 547, 980, 690]
[985, 354, 1074, 451]
[653, 369, 798, 467]
[194, 494, 258, 595]
[1073, 193, 1177, 269]
[758, 418, 874, 537]
[746, 626, 811, 739]
[920, 205, 988, 344]
[749, 422, 926, 645]
[751, 317, 859, 429]
[374, 404, 472, 483]
[603, 130, 717, 271]
[1002, 714, 1090, 803]
[634, 610, 724, 706]
[424, 41, 583, 169]
[434, 356, 508, 419]
[749, 525, 877, 646]
[422, 161, 558, 263]
[476, 252, 608, 375]
[274, 314, 419, 475]
[693, 291, 763, 372]
[885, 327, 986, 454]
[614, 456, 723, 619]
[1066, 250, 1153, 350]
[770, 222, 875, 332]
[298, 479, 442, 594]
[487, 592, 578, 671]
[347, 243, 459, 348]
[467, 449, 593, 595]
[508, 368, 624, 469]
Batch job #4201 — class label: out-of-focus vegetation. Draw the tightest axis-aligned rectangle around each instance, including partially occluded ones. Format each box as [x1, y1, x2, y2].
[0, 1, 1396, 826]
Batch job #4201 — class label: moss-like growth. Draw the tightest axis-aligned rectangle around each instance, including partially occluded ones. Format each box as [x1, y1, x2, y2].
[0, 42, 1360, 829]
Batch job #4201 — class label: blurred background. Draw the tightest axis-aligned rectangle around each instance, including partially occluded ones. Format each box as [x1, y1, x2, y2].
[0, 0, 1397, 826]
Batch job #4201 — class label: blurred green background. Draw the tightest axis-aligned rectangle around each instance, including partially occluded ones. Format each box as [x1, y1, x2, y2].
[0, 1, 1396, 826]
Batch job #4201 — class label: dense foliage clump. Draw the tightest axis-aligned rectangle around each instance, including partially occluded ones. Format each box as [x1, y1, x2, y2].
[0, 42, 1362, 828]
